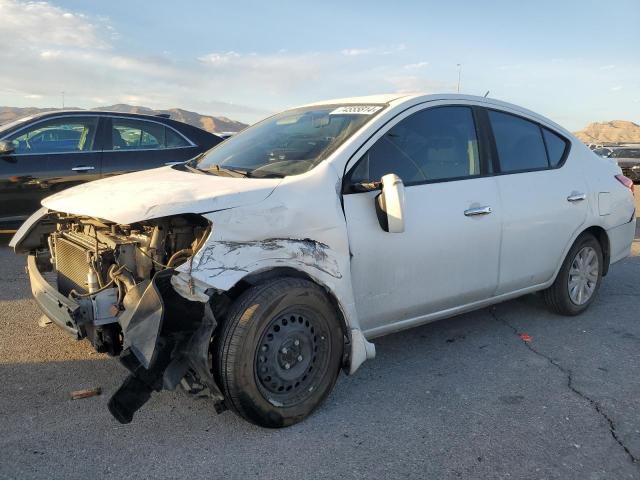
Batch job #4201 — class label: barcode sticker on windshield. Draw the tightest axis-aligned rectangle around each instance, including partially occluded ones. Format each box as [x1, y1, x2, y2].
[330, 105, 383, 115]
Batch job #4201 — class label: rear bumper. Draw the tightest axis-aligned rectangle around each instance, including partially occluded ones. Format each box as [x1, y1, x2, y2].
[608, 216, 637, 265]
[27, 254, 80, 337]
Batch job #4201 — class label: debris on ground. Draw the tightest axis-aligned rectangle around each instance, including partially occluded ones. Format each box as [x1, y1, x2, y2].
[70, 387, 102, 400]
[518, 333, 532, 342]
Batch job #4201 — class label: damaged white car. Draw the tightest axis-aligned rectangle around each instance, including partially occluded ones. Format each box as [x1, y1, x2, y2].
[11, 94, 636, 427]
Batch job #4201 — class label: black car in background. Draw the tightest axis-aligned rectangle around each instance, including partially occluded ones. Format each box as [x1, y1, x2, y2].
[0, 111, 222, 226]
[609, 147, 640, 183]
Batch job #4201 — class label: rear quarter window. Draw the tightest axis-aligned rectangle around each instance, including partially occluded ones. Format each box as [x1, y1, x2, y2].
[542, 128, 569, 167]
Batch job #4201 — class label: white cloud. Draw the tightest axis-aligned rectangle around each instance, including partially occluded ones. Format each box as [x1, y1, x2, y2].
[610, 85, 623, 91]
[403, 61, 429, 70]
[0, 0, 267, 120]
[341, 44, 406, 57]
[198, 51, 241, 66]
[0, 0, 109, 48]
[341, 48, 373, 57]
[0, 1, 443, 122]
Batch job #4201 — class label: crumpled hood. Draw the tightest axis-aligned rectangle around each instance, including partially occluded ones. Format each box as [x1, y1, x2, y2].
[42, 166, 282, 224]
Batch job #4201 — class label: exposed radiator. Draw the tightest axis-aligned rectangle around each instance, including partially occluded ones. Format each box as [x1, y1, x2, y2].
[55, 237, 91, 296]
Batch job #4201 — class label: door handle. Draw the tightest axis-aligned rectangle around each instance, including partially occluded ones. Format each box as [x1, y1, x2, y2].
[71, 166, 95, 172]
[567, 193, 586, 202]
[464, 206, 492, 216]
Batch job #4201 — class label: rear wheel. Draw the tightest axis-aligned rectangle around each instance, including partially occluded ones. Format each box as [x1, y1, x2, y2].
[543, 233, 603, 315]
[214, 277, 343, 427]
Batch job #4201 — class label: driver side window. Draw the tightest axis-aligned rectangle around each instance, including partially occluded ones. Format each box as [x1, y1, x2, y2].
[8, 117, 99, 155]
[349, 106, 480, 186]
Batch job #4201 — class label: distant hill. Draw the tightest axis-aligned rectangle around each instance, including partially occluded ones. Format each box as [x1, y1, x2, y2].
[574, 120, 640, 144]
[0, 104, 248, 134]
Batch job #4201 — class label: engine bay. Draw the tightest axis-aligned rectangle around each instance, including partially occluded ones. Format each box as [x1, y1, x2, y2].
[40, 213, 210, 355]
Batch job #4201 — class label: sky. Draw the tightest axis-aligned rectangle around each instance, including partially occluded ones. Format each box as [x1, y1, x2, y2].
[0, 0, 638, 130]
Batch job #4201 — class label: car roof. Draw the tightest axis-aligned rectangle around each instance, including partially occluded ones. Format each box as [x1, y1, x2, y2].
[18, 109, 179, 123]
[299, 93, 571, 137]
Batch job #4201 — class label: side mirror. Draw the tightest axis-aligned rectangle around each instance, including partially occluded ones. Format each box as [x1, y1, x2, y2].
[375, 173, 406, 233]
[0, 140, 15, 155]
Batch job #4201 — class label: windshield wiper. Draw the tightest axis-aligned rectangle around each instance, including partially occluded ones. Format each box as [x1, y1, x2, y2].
[245, 170, 285, 179]
[182, 160, 285, 179]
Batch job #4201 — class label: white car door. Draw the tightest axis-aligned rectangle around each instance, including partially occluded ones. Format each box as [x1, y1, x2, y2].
[486, 109, 588, 295]
[343, 105, 502, 336]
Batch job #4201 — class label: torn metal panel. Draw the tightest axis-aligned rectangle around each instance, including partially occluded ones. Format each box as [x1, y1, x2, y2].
[118, 270, 170, 369]
[191, 238, 342, 281]
[109, 272, 224, 424]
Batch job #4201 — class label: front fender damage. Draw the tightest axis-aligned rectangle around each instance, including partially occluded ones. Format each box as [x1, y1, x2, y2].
[174, 236, 376, 375]
[108, 270, 224, 424]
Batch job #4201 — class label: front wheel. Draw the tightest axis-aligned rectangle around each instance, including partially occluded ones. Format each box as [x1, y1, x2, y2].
[214, 277, 344, 428]
[543, 233, 603, 316]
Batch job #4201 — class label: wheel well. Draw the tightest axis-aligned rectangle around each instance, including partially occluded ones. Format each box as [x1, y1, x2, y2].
[581, 226, 610, 276]
[211, 267, 351, 364]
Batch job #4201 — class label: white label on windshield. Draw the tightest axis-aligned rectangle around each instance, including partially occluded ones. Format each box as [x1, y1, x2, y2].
[330, 105, 383, 115]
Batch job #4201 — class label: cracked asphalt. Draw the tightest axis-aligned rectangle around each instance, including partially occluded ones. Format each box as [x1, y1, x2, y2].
[0, 201, 639, 479]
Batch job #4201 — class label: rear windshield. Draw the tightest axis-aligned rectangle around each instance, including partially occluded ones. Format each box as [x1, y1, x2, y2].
[193, 105, 385, 177]
[611, 149, 640, 159]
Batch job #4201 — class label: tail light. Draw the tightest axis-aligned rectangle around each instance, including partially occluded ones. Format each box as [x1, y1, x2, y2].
[615, 174, 635, 197]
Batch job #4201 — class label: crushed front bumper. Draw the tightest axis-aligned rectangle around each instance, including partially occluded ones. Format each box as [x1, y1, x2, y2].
[27, 254, 80, 337]
[27, 254, 225, 423]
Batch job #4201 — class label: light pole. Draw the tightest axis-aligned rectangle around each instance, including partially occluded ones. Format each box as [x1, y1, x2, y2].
[456, 64, 462, 93]
[61, 91, 65, 109]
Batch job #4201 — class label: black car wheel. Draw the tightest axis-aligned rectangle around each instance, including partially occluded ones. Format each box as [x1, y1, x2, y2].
[543, 233, 603, 316]
[214, 277, 343, 428]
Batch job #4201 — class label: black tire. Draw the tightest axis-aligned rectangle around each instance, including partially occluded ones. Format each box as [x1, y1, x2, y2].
[543, 233, 603, 316]
[214, 277, 343, 428]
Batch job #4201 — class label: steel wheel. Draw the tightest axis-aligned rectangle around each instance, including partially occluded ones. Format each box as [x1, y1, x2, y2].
[567, 246, 599, 305]
[254, 308, 330, 407]
[215, 277, 343, 427]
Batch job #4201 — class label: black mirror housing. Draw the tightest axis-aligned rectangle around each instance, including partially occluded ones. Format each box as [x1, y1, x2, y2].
[0, 140, 15, 155]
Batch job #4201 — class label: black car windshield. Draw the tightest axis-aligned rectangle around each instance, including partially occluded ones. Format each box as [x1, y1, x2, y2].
[611, 149, 640, 159]
[192, 105, 385, 177]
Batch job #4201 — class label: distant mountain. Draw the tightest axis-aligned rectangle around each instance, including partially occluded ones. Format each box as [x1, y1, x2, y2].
[0, 104, 248, 134]
[0, 106, 62, 125]
[98, 104, 248, 133]
[574, 120, 640, 144]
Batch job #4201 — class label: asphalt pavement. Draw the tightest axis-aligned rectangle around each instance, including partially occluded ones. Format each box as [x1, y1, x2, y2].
[0, 199, 639, 480]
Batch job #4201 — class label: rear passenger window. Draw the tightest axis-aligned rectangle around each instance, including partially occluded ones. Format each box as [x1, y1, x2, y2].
[349, 106, 481, 186]
[488, 110, 548, 172]
[542, 128, 568, 167]
[111, 119, 190, 150]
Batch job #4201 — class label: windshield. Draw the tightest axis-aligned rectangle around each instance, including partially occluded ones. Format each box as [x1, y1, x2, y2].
[192, 104, 384, 177]
[611, 149, 640, 159]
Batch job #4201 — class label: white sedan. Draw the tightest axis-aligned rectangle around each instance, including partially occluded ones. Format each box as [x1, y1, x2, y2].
[11, 93, 636, 427]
